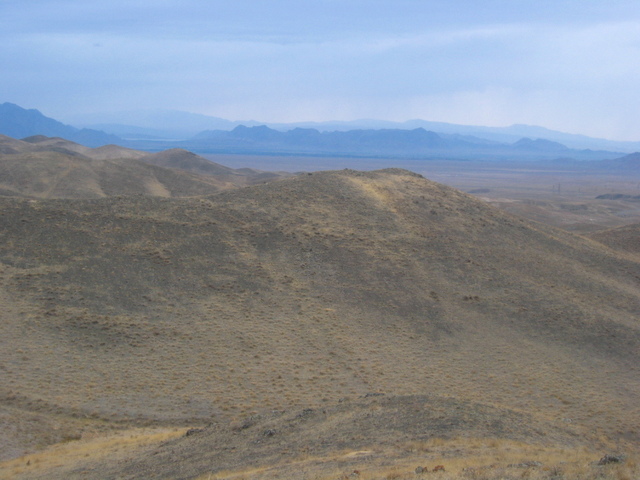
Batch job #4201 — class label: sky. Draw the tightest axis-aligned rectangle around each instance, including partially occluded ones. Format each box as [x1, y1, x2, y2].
[2, 0, 640, 141]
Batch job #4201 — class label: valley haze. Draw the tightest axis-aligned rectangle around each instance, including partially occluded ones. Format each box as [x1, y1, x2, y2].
[2, 102, 639, 162]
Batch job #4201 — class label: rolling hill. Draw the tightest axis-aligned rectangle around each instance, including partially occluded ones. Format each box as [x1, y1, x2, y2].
[26, 394, 592, 480]
[0, 135, 290, 198]
[588, 223, 640, 258]
[1, 134, 139, 159]
[0, 148, 232, 199]
[0, 168, 638, 478]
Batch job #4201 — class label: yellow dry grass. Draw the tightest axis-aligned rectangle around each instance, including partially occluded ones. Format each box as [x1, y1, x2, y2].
[0, 427, 185, 479]
[345, 175, 398, 211]
[194, 437, 638, 480]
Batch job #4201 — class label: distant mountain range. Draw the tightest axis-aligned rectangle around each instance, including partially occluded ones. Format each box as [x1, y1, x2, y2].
[0, 102, 121, 147]
[65, 107, 640, 153]
[2, 102, 638, 161]
[173, 124, 617, 161]
[62, 108, 244, 140]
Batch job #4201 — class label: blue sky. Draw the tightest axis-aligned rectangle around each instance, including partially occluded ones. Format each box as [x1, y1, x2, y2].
[2, 0, 640, 140]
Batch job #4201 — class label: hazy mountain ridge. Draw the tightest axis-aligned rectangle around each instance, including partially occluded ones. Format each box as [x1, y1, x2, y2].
[4, 103, 635, 159]
[184, 125, 620, 161]
[63, 106, 640, 153]
[63, 108, 245, 139]
[604, 152, 640, 172]
[0, 103, 121, 147]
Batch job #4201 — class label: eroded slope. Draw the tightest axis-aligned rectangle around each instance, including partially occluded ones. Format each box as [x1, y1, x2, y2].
[0, 169, 638, 461]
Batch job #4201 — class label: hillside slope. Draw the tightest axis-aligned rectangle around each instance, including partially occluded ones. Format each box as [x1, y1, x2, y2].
[138, 148, 275, 186]
[140, 148, 237, 175]
[587, 223, 640, 258]
[0, 169, 638, 463]
[0, 150, 234, 198]
[0, 135, 290, 198]
[17, 395, 592, 480]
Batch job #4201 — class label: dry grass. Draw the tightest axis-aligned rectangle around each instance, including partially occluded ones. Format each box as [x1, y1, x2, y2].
[192, 438, 638, 480]
[6, 433, 637, 480]
[0, 168, 638, 476]
[0, 136, 293, 199]
[0, 427, 185, 479]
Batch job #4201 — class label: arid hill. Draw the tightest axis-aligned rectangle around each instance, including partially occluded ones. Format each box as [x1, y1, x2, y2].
[1, 168, 638, 475]
[140, 148, 237, 175]
[4, 134, 149, 160]
[0, 135, 28, 154]
[22, 135, 96, 156]
[138, 148, 290, 186]
[0, 135, 289, 199]
[0, 150, 232, 198]
[588, 223, 640, 257]
[18, 395, 591, 480]
[81, 144, 149, 161]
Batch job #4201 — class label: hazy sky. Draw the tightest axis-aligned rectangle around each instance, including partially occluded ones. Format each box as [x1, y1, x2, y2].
[3, 0, 640, 140]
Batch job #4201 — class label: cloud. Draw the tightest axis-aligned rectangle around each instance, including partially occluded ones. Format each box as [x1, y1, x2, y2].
[2, 1, 640, 139]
